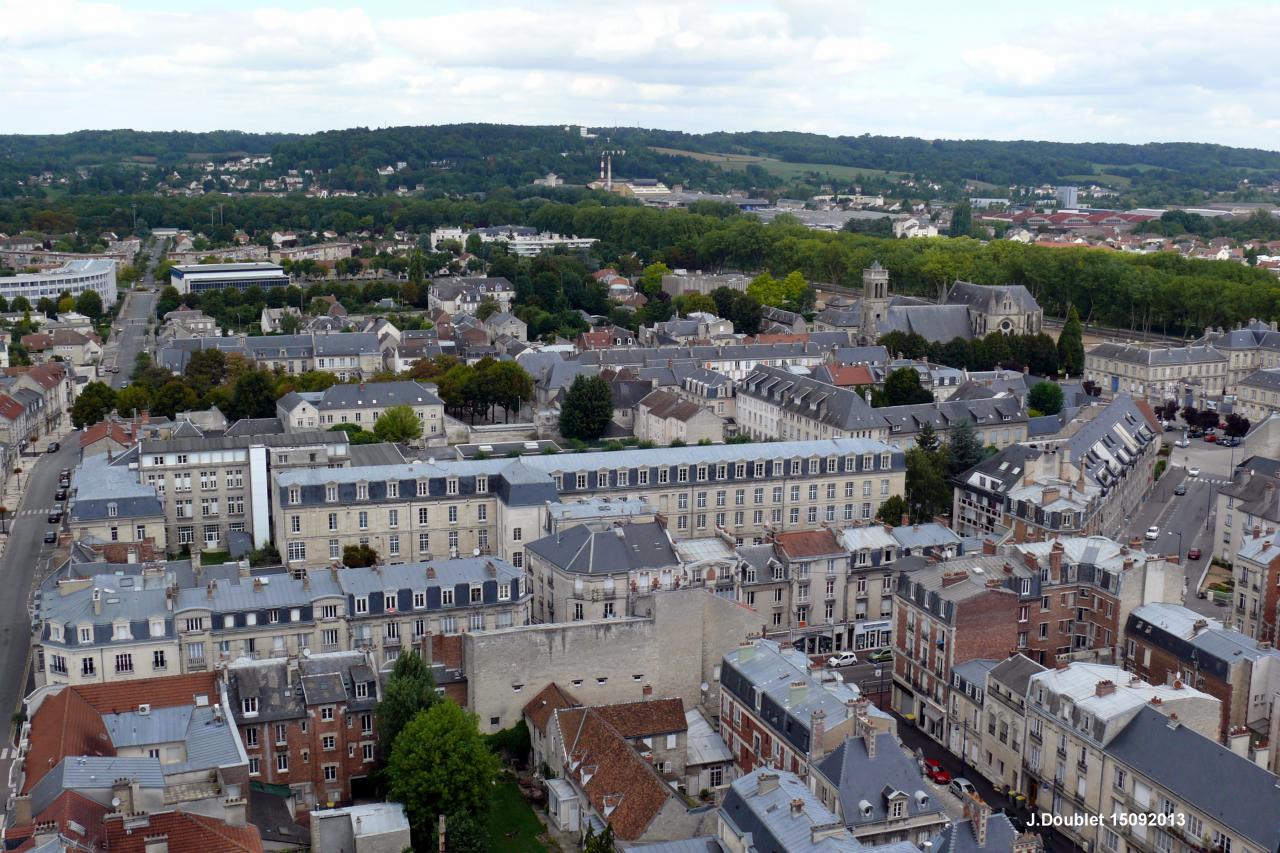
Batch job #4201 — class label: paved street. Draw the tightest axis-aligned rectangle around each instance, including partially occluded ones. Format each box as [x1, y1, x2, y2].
[101, 238, 160, 386]
[0, 438, 80, 756]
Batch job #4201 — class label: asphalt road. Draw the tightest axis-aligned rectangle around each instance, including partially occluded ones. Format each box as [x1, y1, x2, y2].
[111, 289, 157, 388]
[1, 438, 81, 741]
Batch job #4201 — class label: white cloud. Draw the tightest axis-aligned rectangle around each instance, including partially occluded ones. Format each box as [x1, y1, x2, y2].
[1, 0, 1277, 149]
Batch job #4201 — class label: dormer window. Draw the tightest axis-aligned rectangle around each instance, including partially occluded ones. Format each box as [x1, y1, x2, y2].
[242, 697, 258, 716]
[387, 480, 399, 499]
[356, 482, 369, 501]
[107, 502, 118, 517]
[447, 478, 459, 496]
[325, 484, 337, 503]
[476, 476, 488, 494]
[384, 590, 397, 613]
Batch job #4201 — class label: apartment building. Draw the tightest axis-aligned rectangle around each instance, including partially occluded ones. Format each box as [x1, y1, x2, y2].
[1020, 663, 1218, 849]
[577, 342, 837, 382]
[1085, 342, 1228, 403]
[737, 365, 888, 443]
[525, 521, 681, 623]
[1125, 602, 1280, 752]
[634, 389, 726, 445]
[1097, 705, 1280, 853]
[277, 380, 445, 438]
[226, 651, 379, 810]
[947, 658, 998, 767]
[135, 429, 355, 552]
[34, 555, 529, 688]
[892, 555, 1020, 742]
[272, 438, 906, 574]
[1233, 367, 1280, 424]
[1197, 318, 1280, 388]
[68, 453, 167, 551]
[426, 276, 515, 314]
[1212, 465, 1280, 564]
[157, 332, 385, 380]
[977, 653, 1046, 796]
[952, 396, 1160, 542]
[1230, 528, 1280, 640]
[719, 639, 893, 778]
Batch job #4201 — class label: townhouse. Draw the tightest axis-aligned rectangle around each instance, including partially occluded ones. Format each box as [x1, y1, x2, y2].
[33, 555, 529, 688]
[68, 453, 167, 551]
[1233, 367, 1280, 424]
[947, 658, 998, 767]
[1019, 663, 1219, 849]
[272, 438, 906, 575]
[719, 639, 893, 778]
[277, 380, 445, 439]
[1085, 342, 1228, 403]
[976, 653, 1046, 797]
[577, 342, 837, 382]
[11, 362, 74, 436]
[226, 651, 380, 810]
[809, 721, 950, 847]
[1214, 465, 1280, 564]
[1125, 602, 1280, 755]
[426, 277, 515, 314]
[737, 366, 889, 443]
[952, 396, 1160, 542]
[1197, 318, 1280, 388]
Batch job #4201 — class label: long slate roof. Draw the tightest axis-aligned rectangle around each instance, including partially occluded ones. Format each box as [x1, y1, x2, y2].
[738, 365, 884, 433]
[1106, 706, 1280, 851]
[525, 522, 677, 575]
[815, 734, 944, 829]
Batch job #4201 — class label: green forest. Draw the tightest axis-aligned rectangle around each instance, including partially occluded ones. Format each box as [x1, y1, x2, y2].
[3, 123, 1278, 203]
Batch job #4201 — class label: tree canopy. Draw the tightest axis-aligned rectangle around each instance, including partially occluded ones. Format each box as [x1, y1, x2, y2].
[373, 404, 423, 443]
[559, 374, 614, 443]
[1028, 381, 1065, 416]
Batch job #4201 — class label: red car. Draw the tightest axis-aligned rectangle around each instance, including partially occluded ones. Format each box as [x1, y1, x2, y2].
[1204, 434, 1218, 443]
[923, 759, 952, 785]
[1188, 548, 1202, 560]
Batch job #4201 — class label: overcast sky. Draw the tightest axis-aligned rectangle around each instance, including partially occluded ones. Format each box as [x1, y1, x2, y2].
[5, 0, 1278, 149]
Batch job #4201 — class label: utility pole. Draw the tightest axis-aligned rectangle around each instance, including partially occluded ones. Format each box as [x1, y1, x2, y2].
[438, 815, 446, 852]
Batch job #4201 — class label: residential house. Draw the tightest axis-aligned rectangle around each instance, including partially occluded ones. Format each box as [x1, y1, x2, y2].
[976, 653, 1046, 797]
[427, 277, 515, 314]
[276, 380, 444, 439]
[67, 453, 168, 551]
[483, 310, 527, 343]
[579, 325, 638, 350]
[635, 389, 726, 445]
[259, 306, 302, 334]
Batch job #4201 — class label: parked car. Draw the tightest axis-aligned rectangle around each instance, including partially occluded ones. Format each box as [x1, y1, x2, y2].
[1221, 437, 1241, 447]
[923, 759, 952, 785]
[1174, 483, 1187, 496]
[46, 441, 59, 453]
[949, 778, 977, 799]
[1146, 525, 1160, 540]
[867, 648, 894, 663]
[827, 651, 858, 668]
[1204, 434, 1218, 443]
[47, 510, 62, 524]
[1174, 438, 1190, 448]
[1190, 428, 1204, 438]
[1188, 548, 1202, 560]
[1163, 422, 1175, 432]
[55, 488, 67, 501]
[43, 531, 57, 544]
[1188, 466, 1201, 478]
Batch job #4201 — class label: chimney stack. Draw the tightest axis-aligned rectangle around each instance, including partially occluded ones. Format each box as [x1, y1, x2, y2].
[641, 684, 653, 700]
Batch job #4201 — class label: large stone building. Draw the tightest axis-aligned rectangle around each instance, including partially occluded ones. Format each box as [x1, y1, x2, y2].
[1084, 342, 1227, 403]
[272, 438, 906, 574]
[276, 380, 445, 438]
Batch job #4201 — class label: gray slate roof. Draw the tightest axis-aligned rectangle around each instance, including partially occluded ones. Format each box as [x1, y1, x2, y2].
[1106, 706, 1280, 850]
[525, 522, 677, 575]
[738, 365, 884, 433]
[878, 304, 973, 342]
[815, 735, 943, 829]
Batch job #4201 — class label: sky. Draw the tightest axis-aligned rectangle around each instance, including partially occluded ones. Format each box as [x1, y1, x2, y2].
[4, 0, 1279, 149]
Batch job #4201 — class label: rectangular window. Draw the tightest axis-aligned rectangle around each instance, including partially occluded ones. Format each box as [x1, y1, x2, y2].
[276, 753, 289, 772]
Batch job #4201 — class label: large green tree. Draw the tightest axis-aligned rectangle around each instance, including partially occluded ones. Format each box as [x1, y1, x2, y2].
[559, 374, 613, 442]
[388, 702, 501, 848]
[74, 289, 103, 321]
[70, 381, 117, 428]
[1057, 305, 1085, 376]
[874, 367, 933, 407]
[875, 494, 909, 526]
[904, 446, 951, 522]
[1028, 381, 1065, 416]
[376, 652, 440, 764]
[946, 419, 986, 479]
[183, 348, 228, 397]
[151, 378, 199, 418]
[227, 370, 276, 421]
[374, 404, 424, 443]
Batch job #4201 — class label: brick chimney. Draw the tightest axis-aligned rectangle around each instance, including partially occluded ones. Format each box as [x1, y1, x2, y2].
[942, 571, 968, 588]
[641, 683, 653, 701]
[963, 792, 990, 847]
[810, 708, 827, 760]
[1049, 540, 1064, 578]
[756, 772, 780, 795]
[1095, 680, 1116, 697]
[982, 538, 996, 555]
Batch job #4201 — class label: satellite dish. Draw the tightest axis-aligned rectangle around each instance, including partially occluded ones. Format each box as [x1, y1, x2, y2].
[472, 548, 480, 557]
[111, 798, 120, 808]
[700, 682, 709, 693]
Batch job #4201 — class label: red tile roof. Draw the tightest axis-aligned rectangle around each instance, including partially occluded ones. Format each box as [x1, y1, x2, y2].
[556, 708, 675, 841]
[22, 689, 114, 793]
[522, 683, 580, 735]
[0, 393, 25, 421]
[773, 528, 843, 559]
[75, 672, 217, 716]
[8, 790, 110, 851]
[1133, 399, 1162, 433]
[825, 364, 874, 387]
[79, 419, 135, 450]
[589, 698, 686, 738]
[103, 809, 264, 853]
[19, 333, 52, 351]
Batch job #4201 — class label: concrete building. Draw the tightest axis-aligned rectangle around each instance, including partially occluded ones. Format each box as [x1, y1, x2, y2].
[169, 262, 290, 294]
[1230, 528, 1280, 640]
[661, 271, 752, 299]
[0, 258, 118, 308]
[310, 802, 410, 853]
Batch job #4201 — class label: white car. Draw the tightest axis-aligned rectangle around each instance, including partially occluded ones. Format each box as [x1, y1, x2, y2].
[1187, 466, 1201, 478]
[1145, 525, 1160, 540]
[1174, 438, 1190, 448]
[827, 652, 858, 668]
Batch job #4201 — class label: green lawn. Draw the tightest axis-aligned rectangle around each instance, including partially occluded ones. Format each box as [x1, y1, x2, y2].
[649, 146, 908, 182]
[487, 780, 550, 852]
[199, 549, 232, 566]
